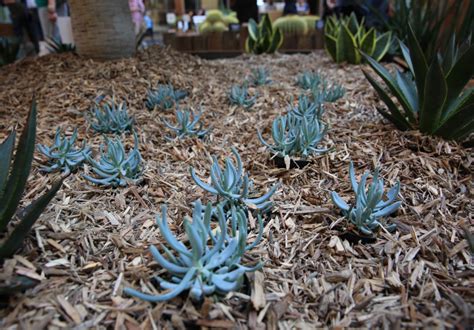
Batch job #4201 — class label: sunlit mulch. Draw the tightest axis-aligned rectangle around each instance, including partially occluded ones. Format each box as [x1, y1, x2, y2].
[0, 47, 472, 328]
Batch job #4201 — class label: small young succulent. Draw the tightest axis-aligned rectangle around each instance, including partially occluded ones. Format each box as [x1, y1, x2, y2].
[312, 82, 345, 103]
[190, 147, 278, 211]
[123, 201, 262, 302]
[37, 128, 91, 174]
[145, 84, 187, 111]
[88, 96, 134, 134]
[296, 71, 323, 90]
[228, 84, 257, 109]
[289, 94, 325, 119]
[258, 113, 329, 159]
[331, 162, 401, 235]
[45, 38, 76, 53]
[249, 66, 272, 86]
[83, 134, 142, 187]
[162, 108, 210, 140]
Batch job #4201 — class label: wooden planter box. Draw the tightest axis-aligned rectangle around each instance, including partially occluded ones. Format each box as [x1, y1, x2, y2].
[163, 28, 324, 58]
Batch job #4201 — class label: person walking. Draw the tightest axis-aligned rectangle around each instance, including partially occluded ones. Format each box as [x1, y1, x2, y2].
[36, 0, 67, 41]
[2, 0, 40, 54]
[129, 0, 145, 34]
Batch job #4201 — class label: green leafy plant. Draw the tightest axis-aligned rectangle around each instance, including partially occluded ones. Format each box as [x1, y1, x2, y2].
[190, 148, 278, 211]
[162, 108, 210, 140]
[296, 71, 323, 90]
[145, 84, 187, 111]
[258, 113, 329, 159]
[0, 37, 20, 67]
[0, 101, 63, 259]
[88, 96, 134, 134]
[37, 128, 91, 174]
[362, 26, 474, 141]
[331, 162, 400, 236]
[288, 94, 324, 119]
[228, 84, 257, 109]
[245, 14, 283, 55]
[84, 134, 142, 187]
[324, 12, 392, 64]
[124, 201, 262, 302]
[273, 15, 308, 35]
[45, 38, 76, 53]
[249, 66, 271, 86]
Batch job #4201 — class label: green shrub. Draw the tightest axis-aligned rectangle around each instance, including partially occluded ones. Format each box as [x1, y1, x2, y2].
[324, 12, 392, 64]
[362, 26, 474, 141]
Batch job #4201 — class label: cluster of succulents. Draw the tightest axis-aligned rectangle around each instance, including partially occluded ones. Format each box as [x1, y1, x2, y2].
[199, 10, 239, 34]
[228, 84, 257, 109]
[83, 134, 142, 187]
[248, 66, 272, 86]
[274, 15, 309, 35]
[37, 128, 91, 174]
[331, 162, 400, 235]
[190, 148, 278, 212]
[258, 113, 329, 159]
[145, 84, 187, 111]
[88, 96, 134, 134]
[314, 82, 346, 103]
[124, 201, 262, 301]
[162, 108, 210, 140]
[288, 94, 325, 119]
[297, 71, 323, 90]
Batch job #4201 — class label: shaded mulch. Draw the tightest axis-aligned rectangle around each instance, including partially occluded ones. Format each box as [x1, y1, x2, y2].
[0, 47, 472, 328]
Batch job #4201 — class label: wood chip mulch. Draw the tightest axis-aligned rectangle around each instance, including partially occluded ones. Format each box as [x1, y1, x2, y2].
[0, 47, 472, 329]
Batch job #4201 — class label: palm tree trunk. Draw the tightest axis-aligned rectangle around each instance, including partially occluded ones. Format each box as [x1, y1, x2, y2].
[69, 0, 136, 60]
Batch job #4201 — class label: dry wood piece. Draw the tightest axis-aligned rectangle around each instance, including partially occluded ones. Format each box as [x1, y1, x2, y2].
[0, 47, 472, 328]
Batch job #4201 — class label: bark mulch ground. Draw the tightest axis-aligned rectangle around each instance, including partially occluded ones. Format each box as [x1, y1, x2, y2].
[0, 47, 472, 329]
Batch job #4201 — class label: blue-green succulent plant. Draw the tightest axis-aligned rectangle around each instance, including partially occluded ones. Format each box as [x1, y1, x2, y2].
[123, 201, 262, 302]
[37, 128, 91, 174]
[162, 108, 210, 140]
[88, 97, 134, 134]
[83, 134, 142, 187]
[190, 148, 278, 211]
[331, 162, 401, 235]
[258, 113, 329, 159]
[145, 84, 187, 111]
[228, 84, 257, 109]
[312, 82, 346, 103]
[296, 71, 323, 90]
[289, 94, 325, 119]
[249, 66, 272, 86]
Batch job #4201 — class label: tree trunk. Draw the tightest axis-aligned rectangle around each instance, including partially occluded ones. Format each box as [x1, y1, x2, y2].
[69, 0, 135, 60]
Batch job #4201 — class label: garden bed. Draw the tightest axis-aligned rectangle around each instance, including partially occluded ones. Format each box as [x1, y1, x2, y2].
[0, 47, 472, 328]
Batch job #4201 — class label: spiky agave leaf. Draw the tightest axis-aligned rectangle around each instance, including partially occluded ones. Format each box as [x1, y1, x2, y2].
[37, 128, 91, 174]
[123, 201, 262, 302]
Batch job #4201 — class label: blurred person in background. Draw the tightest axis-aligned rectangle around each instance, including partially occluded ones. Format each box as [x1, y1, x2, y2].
[231, 0, 258, 23]
[1, 0, 40, 54]
[283, 0, 297, 15]
[129, 0, 145, 34]
[296, 0, 309, 15]
[36, 0, 67, 41]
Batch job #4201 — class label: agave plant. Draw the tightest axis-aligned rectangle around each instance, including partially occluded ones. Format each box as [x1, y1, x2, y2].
[37, 128, 91, 174]
[0, 101, 63, 260]
[324, 12, 392, 64]
[45, 38, 76, 53]
[362, 26, 474, 141]
[162, 108, 210, 140]
[88, 96, 134, 134]
[296, 71, 323, 90]
[190, 148, 278, 211]
[228, 84, 257, 109]
[124, 201, 262, 302]
[249, 66, 272, 86]
[145, 84, 187, 111]
[289, 94, 324, 119]
[331, 162, 400, 236]
[258, 113, 329, 159]
[83, 134, 142, 187]
[245, 14, 283, 55]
